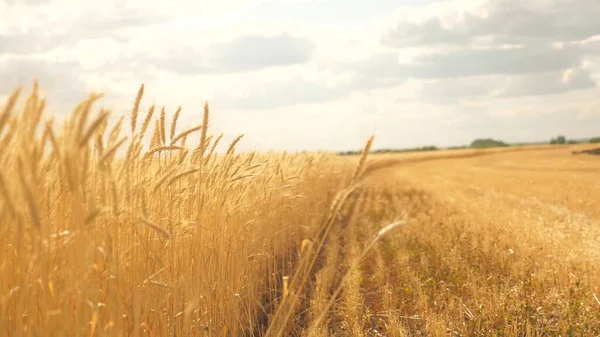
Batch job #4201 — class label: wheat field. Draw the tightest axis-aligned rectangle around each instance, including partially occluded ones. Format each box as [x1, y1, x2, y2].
[1, 84, 599, 336]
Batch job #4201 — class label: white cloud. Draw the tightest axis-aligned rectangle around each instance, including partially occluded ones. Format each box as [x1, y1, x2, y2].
[417, 67, 596, 105]
[384, 0, 600, 47]
[143, 34, 316, 75]
[0, 55, 90, 110]
[1, 0, 600, 151]
[371, 0, 600, 132]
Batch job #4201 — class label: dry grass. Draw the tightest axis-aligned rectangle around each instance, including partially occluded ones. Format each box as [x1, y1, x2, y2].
[2, 83, 599, 336]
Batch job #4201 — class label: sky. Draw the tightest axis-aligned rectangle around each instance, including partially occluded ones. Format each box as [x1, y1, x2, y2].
[1, 0, 600, 151]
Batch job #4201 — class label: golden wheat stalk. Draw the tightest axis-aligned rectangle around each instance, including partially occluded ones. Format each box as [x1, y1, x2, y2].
[171, 125, 203, 146]
[109, 116, 124, 145]
[206, 133, 223, 162]
[99, 137, 128, 166]
[159, 106, 166, 145]
[79, 110, 109, 148]
[144, 145, 186, 158]
[199, 102, 209, 157]
[131, 84, 144, 133]
[139, 104, 155, 140]
[350, 135, 374, 183]
[0, 172, 17, 219]
[226, 134, 244, 156]
[306, 221, 405, 334]
[170, 106, 181, 142]
[0, 88, 21, 134]
[75, 93, 104, 143]
[17, 158, 41, 229]
[191, 135, 212, 164]
[265, 136, 375, 337]
[138, 216, 171, 240]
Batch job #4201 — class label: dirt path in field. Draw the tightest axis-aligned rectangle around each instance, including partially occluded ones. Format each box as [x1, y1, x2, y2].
[291, 148, 600, 336]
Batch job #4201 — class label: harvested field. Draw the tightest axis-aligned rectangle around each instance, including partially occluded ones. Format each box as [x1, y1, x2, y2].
[286, 146, 600, 336]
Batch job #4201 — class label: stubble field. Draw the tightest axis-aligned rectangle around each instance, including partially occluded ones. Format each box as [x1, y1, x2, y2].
[311, 145, 600, 336]
[1, 85, 599, 336]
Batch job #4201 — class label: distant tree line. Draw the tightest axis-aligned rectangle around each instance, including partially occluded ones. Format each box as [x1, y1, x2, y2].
[470, 138, 508, 148]
[338, 145, 439, 156]
[338, 135, 600, 155]
[550, 135, 567, 144]
[549, 135, 584, 145]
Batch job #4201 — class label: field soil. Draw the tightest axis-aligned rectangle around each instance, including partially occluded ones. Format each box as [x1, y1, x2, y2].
[293, 145, 600, 336]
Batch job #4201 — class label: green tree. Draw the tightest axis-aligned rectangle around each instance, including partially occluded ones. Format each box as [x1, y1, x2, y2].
[551, 135, 567, 145]
[470, 138, 508, 148]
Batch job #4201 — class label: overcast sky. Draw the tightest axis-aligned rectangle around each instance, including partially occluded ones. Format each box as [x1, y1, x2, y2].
[1, 0, 599, 151]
